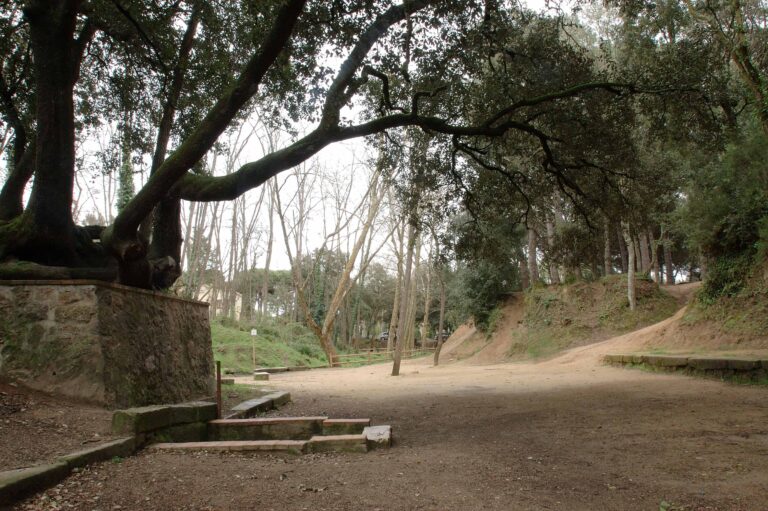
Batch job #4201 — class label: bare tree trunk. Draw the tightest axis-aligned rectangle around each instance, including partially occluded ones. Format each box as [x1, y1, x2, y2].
[545, 217, 560, 284]
[520, 260, 530, 290]
[616, 225, 628, 274]
[664, 234, 674, 285]
[421, 248, 432, 346]
[622, 222, 636, 311]
[603, 216, 611, 276]
[633, 235, 642, 273]
[388, 221, 405, 351]
[433, 274, 446, 366]
[527, 228, 539, 284]
[405, 235, 421, 350]
[261, 180, 275, 316]
[648, 228, 659, 286]
[392, 221, 416, 376]
[638, 232, 651, 275]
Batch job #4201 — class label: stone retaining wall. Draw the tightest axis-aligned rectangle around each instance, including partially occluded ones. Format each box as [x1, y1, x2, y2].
[604, 354, 768, 382]
[0, 280, 214, 407]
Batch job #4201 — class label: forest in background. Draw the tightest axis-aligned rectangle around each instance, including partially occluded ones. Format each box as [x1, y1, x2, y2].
[1, 0, 766, 368]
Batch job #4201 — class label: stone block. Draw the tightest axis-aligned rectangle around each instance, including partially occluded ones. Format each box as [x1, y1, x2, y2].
[230, 396, 274, 417]
[112, 405, 172, 435]
[307, 434, 367, 453]
[58, 437, 136, 468]
[210, 417, 325, 441]
[147, 422, 208, 444]
[363, 425, 392, 450]
[148, 440, 306, 454]
[262, 391, 291, 407]
[688, 357, 729, 371]
[322, 418, 371, 435]
[727, 359, 760, 371]
[253, 372, 270, 381]
[168, 401, 218, 424]
[254, 367, 289, 374]
[0, 461, 70, 503]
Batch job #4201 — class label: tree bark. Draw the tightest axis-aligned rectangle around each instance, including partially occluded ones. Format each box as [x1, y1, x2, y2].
[545, 217, 560, 284]
[622, 222, 636, 311]
[10, 2, 81, 265]
[527, 228, 539, 284]
[638, 232, 651, 275]
[664, 234, 674, 285]
[603, 216, 611, 277]
[392, 221, 416, 376]
[616, 225, 628, 274]
[433, 273, 446, 366]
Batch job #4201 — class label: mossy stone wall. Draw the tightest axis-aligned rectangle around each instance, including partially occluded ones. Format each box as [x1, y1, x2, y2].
[0, 280, 214, 408]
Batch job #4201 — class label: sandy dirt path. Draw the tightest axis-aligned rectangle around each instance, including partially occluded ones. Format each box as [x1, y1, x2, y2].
[14, 348, 768, 511]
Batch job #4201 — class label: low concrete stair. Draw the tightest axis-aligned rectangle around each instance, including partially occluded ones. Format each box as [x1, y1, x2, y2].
[149, 440, 307, 454]
[209, 416, 327, 440]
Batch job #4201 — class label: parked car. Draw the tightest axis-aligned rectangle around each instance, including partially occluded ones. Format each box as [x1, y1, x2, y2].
[377, 331, 389, 345]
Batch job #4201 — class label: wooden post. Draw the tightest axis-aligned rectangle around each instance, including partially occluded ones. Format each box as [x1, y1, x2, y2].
[216, 360, 222, 419]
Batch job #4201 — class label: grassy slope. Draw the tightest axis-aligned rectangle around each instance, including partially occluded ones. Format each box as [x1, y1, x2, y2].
[211, 321, 328, 372]
[513, 275, 679, 359]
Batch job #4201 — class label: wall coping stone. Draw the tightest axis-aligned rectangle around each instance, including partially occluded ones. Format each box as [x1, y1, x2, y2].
[0, 279, 209, 307]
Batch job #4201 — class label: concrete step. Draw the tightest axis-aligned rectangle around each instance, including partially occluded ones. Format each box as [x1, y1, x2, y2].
[209, 416, 327, 440]
[322, 418, 371, 435]
[307, 434, 367, 453]
[226, 391, 291, 419]
[363, 425, 392, 450]
[148, 440, 306, 454]
[252, 372, 270, 381]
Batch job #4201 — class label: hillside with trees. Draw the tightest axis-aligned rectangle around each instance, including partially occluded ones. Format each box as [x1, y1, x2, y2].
[1, 0, 767, 366]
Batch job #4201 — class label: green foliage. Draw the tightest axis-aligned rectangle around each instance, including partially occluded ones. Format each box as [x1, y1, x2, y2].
[451, 260, 516, 331]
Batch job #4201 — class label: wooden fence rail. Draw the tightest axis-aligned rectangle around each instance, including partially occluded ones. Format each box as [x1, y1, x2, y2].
[329, 348, 435, 367]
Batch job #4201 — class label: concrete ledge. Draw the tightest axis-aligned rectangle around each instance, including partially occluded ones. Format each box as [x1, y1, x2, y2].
[148, 440, 306, 454]
[688, 358, 729, 371]
[225, 392, 291, 419]
[210, 417, 326, 441]
[58, 437, 137, 468]
[263, 391, 291, 407]
[0, 462, 70, 503]
[322, 418, 371, 435]
[363, 425, 392, 450]
[112, 401, 217, 435]
[253, 372, 270, 381]
[307, 434, 367, 453]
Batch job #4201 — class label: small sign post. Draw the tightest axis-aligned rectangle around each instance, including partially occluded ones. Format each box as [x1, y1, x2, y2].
[250, 329, 258, 370]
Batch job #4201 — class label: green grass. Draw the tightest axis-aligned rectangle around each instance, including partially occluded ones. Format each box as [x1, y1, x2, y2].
[211, 320, 328, 373]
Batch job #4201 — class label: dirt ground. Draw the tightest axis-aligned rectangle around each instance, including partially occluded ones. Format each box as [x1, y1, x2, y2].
[0, 382, 113, 472]
[11, 350, 768, 511]
[9, 284, 768, 510]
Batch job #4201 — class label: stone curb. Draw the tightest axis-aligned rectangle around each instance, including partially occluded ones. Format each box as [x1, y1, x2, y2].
[363, 425, 393, 450]
[0, 437, 139, 505]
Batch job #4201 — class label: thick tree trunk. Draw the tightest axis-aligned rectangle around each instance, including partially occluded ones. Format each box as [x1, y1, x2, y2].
[527, 228, 539, 284]
[392, 222, 416, 376]
[404, 235, 421, 350]
[10, 3, 80, 265]
[0, 139, 35, 221]
[388, 223, 405, 351]
[261, 183, 275, 316]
